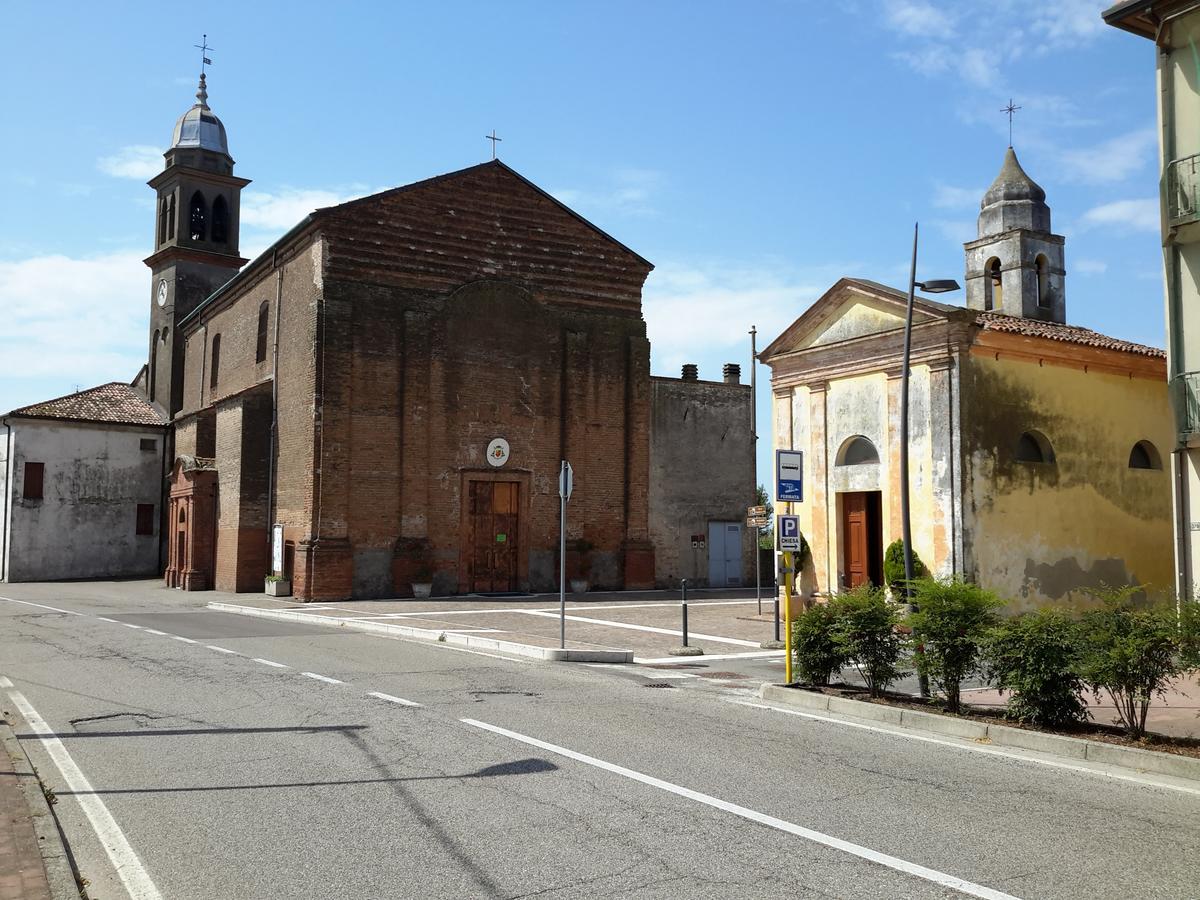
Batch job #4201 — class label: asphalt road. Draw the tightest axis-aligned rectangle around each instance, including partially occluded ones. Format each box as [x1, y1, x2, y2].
[1, 581, 1197, 900]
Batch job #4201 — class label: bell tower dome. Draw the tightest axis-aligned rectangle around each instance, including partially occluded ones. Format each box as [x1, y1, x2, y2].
[144, 70, 250, 416]
[964, 147, 1066, 324]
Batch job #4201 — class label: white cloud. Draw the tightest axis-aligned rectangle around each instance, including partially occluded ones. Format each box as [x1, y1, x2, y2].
[643, 260, 845, 376]
[240, 185, 377, 233]
[933, 183, 985, 209]
[1033, 1, 1107, 48]
[1059, 127, 1157, 184]
[0, 251, 149, 413]
[97, 145, 163, 180]
[1079, 198, 1160, 233]
[883, 0, 956, 39]
[1074, 258, 1109, 275]
[551, 168, 662, 217]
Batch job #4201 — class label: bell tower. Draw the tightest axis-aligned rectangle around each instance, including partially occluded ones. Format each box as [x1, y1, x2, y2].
[964, 147, 1066, 324]
[144, 71, 249, 416]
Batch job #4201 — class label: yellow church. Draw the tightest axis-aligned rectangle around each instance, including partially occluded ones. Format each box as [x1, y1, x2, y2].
[760, 148, 1174, 609]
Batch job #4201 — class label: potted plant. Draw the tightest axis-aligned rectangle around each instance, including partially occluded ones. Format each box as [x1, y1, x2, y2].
[412, 561, 434, 599]
[569, 539, 594, 594]
[264, 574, 292, 597]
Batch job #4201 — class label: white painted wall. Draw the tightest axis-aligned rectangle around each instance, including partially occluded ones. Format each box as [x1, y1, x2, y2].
[2, 419, 164, 581]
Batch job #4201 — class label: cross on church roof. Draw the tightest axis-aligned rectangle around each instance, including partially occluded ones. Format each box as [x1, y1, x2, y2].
[1002, 98, 1021, 148]
[486, 129, 502, 160]
[194, 34, 214, 76]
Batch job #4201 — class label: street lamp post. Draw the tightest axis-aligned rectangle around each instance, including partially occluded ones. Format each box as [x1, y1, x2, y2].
[899, 223, 959, 592]
[900, 223, 959, 700]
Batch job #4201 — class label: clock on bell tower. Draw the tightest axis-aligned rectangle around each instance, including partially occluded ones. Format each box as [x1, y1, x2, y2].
[144, 70, 249, 416]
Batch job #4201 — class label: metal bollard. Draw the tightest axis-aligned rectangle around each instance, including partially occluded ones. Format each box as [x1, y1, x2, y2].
[773, 597, 780, 643]
[681, 601, 690, 647]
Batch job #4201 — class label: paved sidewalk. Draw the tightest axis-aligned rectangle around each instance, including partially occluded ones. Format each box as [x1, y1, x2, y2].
[211, 587, 789, 662]
[0, 718, 55, 900]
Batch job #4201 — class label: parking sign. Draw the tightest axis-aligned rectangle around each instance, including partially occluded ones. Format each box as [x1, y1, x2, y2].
[778, 515, 801, 552]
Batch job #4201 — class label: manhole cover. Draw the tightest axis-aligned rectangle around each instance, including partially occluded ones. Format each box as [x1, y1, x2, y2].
[641, 682, 677, 689]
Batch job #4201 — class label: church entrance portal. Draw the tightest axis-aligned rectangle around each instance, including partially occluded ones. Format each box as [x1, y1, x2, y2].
[841, 491, 882, 589]
[467, 481, 520, 593]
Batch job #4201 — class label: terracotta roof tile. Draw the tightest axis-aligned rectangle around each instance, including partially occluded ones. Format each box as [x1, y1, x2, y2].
[976, 313, 1166, 359]
[7, 382, 167, 427]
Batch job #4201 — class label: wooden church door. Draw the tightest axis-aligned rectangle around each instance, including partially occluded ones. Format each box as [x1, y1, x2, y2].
[841, 492, 882, 588]
[468, 481, 520, 593]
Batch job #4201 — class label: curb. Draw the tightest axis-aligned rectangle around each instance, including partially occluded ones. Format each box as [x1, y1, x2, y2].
[1, 717, 80, 899]
[758, 684, 1200, 783]
[207, 602, 634, 663]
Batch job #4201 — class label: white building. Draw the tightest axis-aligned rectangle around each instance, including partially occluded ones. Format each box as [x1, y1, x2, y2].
[0, 383, 167, 582]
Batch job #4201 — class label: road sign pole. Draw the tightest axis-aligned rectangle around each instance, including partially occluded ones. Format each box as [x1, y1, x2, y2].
[755, 527, 761, 615]
[559, 460, 567, 650]
[783, 550, 794, 683]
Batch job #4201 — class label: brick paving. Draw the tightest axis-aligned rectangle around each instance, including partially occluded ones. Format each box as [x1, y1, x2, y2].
[0, 722, 52, 900]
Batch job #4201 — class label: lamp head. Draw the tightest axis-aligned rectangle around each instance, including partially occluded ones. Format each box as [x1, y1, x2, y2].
[916, 279, 961, 294]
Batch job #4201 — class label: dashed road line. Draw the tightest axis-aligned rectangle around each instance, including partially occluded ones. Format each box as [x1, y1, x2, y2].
[300, 672, 343, 684]
[0, 597, 83, 615]
[143, 629, 167, 636]
[462, 717, 1021, 900]
[518, 609, 761, 647]
[170, 635, 198, 644]
[251, 658, 290, 669]
[368, 691, 422, 707]
[206, 645, 239, 654]
[94, 616, 119, 624]
[122, 623, 144, 630]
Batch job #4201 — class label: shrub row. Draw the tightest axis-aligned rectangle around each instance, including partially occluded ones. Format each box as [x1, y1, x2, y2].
[791, 579, 1200, 739]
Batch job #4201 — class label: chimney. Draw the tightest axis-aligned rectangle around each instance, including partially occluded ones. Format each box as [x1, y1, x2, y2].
[722, 363, 741, 384]
[681, 364, 699, 381]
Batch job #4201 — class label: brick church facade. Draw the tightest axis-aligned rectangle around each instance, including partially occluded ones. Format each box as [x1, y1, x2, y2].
[149, 76, 754, 601]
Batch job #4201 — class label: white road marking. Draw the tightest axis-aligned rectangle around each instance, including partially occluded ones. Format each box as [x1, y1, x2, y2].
[206, 645, 239, 655]
[300, 672, 343, 684]
[461, 717, 1020, 900]
[0, 676, 11, 688]
[169, 635, 198, 644]
[143, 629, 167, 636]
[732, 700, 1200, 798]
[0, 596, 82, 615]
[382, 599, 763, 618]
[634, 650, 784, 664]
[368, 691, 422, 707]
[4, 680, 164, 900]
[518, 609, 761, 647]
[122, 623, 143, 630]
[251, 658, 290, 669]
[95, 617, 119, 624]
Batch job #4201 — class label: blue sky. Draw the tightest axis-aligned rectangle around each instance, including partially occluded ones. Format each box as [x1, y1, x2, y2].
[0, 1, 1160, 486]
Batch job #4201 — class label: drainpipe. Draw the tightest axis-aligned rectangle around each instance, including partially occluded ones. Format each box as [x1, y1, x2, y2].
[1, 417, 10, 581]
[157, 422, 168, 575]
[1176, 449, 1191, 605]
[265, 258, 284, 575]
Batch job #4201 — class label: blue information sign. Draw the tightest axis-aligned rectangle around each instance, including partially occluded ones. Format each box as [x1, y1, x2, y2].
[776, 450, 803, 503]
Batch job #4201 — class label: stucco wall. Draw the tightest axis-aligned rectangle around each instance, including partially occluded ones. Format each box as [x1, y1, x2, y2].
[3, 419, 165, 581]
[648, 376, 755, 587]
[961, 352, 1174, 607]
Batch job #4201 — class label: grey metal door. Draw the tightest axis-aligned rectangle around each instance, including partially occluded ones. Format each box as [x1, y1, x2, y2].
[707, 521, 743, 587]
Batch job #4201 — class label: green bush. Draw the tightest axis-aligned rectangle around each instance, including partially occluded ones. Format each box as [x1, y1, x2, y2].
[1077, 586, 1184, 739]
[985, 608, 1088, 728]
[883, 540, 927, 596]
[908, 577, 1002, 713]
[791, 603, 845, 685]
[1181, 600, 1200, 670]
[827, 584, 902, 697]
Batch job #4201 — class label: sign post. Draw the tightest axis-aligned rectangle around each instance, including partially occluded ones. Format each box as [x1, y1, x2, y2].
[747, 505, 768, 614]
[558, 461, 573, 650]
[778, 515, 801, 683]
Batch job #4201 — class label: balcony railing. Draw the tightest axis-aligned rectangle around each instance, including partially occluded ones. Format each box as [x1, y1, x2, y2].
[1170, 371, 1200, 441]
[1167, 154, 1200, 227]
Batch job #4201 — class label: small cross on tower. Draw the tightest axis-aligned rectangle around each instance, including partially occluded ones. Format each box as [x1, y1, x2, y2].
[1002, 98, 1021, 148]
[486, 129, 502, 160]
[194, 34, 214, 75]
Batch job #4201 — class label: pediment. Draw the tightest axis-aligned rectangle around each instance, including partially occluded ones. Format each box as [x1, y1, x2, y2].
[761, 278, 958, 360]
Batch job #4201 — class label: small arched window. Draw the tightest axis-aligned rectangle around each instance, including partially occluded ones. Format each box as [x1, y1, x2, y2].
[1015, 430, 1055, 464]
[189, 191, 207, 241]
[837, 435, 880, 466]
[149, 330, 159, 401]
[210, 334, 221, 389]
[984, 258, 1002, 312]
[211, 195, 229, 244]
[1035, 254, 1050, 309]
[159, 197, 169, 244]
[1129, 440, 1162, 470]
[166, 194, 176, 240]
[179, 507, 186, 524]
[256, 302, 270, 363]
